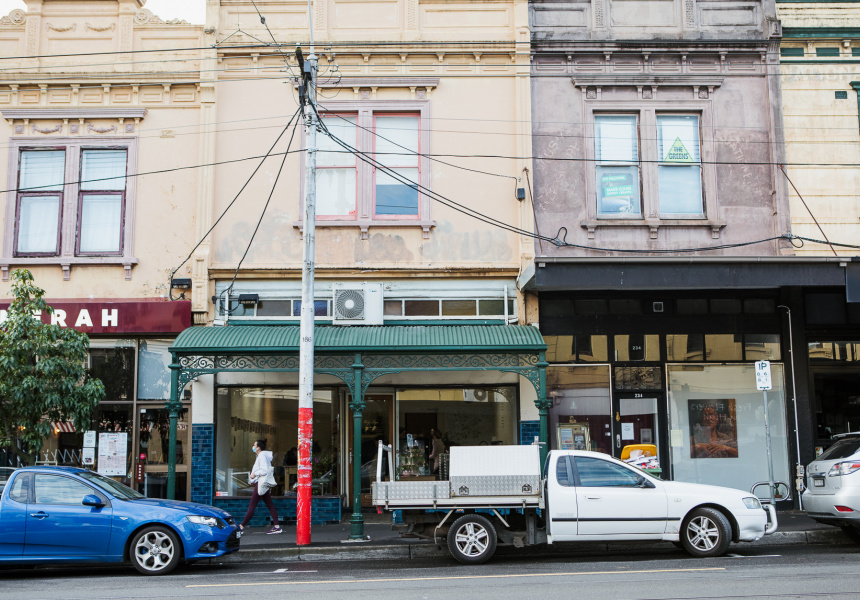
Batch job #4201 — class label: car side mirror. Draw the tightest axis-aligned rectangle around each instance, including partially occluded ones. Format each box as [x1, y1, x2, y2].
[637, 476, 656, 489]
[82, 494, 105, 508]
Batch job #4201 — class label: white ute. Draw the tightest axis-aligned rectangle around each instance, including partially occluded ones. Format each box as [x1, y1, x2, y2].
[372, 444, 777, 564]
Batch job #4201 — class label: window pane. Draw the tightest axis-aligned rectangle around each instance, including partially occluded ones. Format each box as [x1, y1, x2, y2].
[316, 168, 356, 216]
[441, 300, 477, 316]
[138, 340, 172, 401]
[556, 456, 571, 486]
[711, 299, 742, 314]
[404, 300, 439, 316]
[89, 348, 134, 401]
[9, 473, 30, 503]
[478, 299, 504, 316]
[666, 334, 704, 361]
[744, 299, 776, 314]
[17, 195, 60, 253]
[596, 166, 641, 216]
[614, 334, 660, 361]
[256, 300, 291, 317]
[545, 335, 575, 363]
[705, 334, 743, 361]
[81, 150, 127, 190]
[375, 168, 419, 215]
[20, 150, 65, 191]
[292, 300, 329, 316]
[657, 115, 700, 163]
[34, 474, 93, 505]
[319, 116, 356, 167]
[374, 116, 419, 167]
[79, 194, 122, 253]
[744, 334, 781, 361]
[548, 365, 611, 453]
[595, 115, 638, 162]
[384, 300, 403, 316]
[577, 334, 609, 362]
[574, 457, 640, 487]
[658, 165, 702, 215]
[677, 299, 708, 314]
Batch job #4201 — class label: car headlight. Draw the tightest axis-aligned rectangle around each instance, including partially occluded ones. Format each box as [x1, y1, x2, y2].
[743, 497, 762, 510]
[187, 515, 222, 528]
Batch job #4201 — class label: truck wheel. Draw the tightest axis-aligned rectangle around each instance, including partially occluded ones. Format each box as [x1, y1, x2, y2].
[447, 514, 497, 565]
[681, 507, 731, 558]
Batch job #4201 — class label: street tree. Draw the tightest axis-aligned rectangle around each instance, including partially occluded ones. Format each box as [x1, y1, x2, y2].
[0, 269, 105, 465]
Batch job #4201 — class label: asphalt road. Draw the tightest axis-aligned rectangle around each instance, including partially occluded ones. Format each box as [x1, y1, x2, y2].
[2, 544, 859, 600]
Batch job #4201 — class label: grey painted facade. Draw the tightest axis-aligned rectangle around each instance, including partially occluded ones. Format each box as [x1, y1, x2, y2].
[529, 0, 789, 257]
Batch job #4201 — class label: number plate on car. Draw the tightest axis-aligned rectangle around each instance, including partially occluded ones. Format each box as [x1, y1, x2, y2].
[813, 478, 824, 487]
[236, 530, 243, 538]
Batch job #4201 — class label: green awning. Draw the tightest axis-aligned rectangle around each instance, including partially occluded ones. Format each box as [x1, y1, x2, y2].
[170, 324, 546, 355]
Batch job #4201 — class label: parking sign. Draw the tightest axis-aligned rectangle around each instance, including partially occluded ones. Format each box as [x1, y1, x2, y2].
[755, 361, 772, 390]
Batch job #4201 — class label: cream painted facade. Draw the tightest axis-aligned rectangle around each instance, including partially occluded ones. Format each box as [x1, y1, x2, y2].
[777, 1, 860, 256]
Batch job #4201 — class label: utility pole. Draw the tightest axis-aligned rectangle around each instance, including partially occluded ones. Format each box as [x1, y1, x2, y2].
[296, 32, 318, 546]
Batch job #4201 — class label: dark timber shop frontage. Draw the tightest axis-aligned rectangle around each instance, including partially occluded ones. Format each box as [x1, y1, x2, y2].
[166, 325, 547, 538]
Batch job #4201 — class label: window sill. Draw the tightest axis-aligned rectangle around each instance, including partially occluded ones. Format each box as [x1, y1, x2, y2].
[580, 219, 726, 240]
[294, 219, 436, 240]
[1, 256, 138, 281]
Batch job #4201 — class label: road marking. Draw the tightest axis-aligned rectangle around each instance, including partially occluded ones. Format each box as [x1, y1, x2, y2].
[187, 567, 726, 589]
[274, 569, 288, 573]
[727, 554, 781, 559]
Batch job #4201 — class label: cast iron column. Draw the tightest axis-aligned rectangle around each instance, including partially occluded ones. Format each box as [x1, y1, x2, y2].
[349, 353, 366, 539]
[536, 353, 550, 468]
[166, 354, 182, 500]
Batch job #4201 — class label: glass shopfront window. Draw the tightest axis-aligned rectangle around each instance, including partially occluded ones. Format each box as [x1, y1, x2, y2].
[215, 388, 338, 497]
[396, 387, 516, 479]
[667, 364, 790, 497]
[548, 366, 612, 454]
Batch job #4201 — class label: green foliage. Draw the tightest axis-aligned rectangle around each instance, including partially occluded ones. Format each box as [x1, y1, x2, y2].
[0, 269, 105, 463]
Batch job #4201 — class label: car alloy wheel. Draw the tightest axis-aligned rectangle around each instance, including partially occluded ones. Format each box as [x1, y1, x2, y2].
[681, 507, 731, 558]
[132, 525, 181, 575]
[447, 514, 497, 565]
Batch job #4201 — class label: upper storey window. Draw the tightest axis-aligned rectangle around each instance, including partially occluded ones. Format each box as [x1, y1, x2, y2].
[15, 146, 128, 257]
[657, 115, 702, 216]
[595, 115, 641, 217]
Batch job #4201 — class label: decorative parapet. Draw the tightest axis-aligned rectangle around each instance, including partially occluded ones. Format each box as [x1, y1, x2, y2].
[0, 9, 25, 26]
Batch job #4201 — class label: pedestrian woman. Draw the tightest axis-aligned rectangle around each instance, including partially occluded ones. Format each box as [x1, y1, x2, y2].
[239, 439, 282, 534]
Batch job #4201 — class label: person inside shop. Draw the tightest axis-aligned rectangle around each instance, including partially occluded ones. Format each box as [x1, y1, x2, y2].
[690, 403, 738, 458]
[283, 447, 298, 489]
[429, 430, 446, 474]
[239, 439, 282, 535]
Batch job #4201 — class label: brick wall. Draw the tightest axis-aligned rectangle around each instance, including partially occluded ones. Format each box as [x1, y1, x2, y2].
[213, 495, 342, 526]
[191, 424, 214, 505]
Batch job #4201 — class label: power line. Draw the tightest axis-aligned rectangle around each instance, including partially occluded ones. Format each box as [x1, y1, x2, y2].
[168, 107, 303, 300]
[314, 112, 860, 254]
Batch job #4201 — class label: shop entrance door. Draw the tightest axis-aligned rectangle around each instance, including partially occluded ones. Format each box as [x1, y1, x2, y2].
[347, 394, 393, 508]
[611, 393, 663, 473]
[136, 405, 190, 501]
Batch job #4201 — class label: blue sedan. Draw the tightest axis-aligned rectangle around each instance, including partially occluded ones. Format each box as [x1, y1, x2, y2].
[0, 466, 241, 575]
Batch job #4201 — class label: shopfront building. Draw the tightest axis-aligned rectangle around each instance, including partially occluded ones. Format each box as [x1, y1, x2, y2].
[170, 324, 546, 527]
[0, 299, 191, 498]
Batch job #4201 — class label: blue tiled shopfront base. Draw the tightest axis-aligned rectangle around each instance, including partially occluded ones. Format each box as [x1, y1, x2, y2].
[191, 424, 214, 505]
[214, 496, 342, 526]
[520, 420, 540, 445]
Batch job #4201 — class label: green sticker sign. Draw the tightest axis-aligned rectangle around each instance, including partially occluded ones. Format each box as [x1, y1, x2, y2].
[664, 137, 695, 163]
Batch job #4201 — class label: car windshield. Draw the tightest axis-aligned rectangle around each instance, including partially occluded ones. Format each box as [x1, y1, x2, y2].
[78, 471, 145, 500]
[817, 437, 860, 461]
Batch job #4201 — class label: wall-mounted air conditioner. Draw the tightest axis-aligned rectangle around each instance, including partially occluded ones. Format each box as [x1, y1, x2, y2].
[332, 283, 383, 325]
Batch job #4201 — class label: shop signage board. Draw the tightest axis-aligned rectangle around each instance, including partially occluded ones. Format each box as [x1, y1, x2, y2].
[0, 300, 191, 334]
[97, 432, 128, 476]
[82, 447, 95, 466]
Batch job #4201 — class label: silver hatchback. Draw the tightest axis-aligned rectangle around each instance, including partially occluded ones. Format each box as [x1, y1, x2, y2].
[803, 432, 860, 542]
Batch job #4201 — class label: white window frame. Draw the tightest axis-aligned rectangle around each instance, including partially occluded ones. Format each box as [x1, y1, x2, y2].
[295, 100, 434, 239]
[2, 136, 139, 281]
[582, 101, 722, 238]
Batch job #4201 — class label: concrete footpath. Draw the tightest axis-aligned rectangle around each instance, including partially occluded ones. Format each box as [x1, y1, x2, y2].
[218, 511, 856, 564]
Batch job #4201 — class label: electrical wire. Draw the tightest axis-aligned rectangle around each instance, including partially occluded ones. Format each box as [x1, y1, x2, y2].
[223, 113, 301, 299]
[166, 106, 301, 300]
[313, 106, 860, 255]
